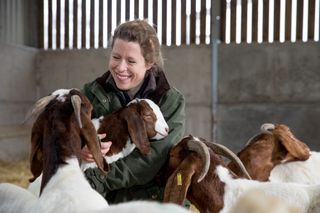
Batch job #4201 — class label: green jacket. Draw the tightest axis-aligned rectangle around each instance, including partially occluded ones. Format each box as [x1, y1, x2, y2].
[82, 69, 185, 204]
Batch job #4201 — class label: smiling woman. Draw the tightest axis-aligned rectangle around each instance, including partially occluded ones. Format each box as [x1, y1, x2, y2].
[81, 19, 186, 205]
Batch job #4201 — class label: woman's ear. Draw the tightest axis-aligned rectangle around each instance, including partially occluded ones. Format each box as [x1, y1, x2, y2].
[145, 63, 154, 71]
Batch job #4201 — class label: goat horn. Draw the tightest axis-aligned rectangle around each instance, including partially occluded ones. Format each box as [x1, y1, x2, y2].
[245, 123, 275, 146]
[186, 139, 210, 182]
[260, 123, 275, 134]
[203, 141, 252, 180]
[245, 133, 263, 146]
[71, 95, 82, 128]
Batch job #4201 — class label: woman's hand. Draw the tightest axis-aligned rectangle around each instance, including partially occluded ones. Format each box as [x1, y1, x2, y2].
[80, 133, 112, 162]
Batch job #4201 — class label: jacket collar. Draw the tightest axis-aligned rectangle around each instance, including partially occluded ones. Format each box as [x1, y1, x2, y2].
[95, 67, 170, 105]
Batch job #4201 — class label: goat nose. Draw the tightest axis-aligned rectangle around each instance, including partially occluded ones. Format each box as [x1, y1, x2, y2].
[165, 127, 169, 133]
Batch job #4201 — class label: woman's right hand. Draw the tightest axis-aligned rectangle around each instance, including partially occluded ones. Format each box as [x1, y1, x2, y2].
[80, 133, 112, 162]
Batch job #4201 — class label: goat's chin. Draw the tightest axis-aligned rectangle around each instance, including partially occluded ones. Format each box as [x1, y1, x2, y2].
[151, 133, 167, 140]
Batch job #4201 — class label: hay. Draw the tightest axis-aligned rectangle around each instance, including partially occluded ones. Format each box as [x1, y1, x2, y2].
[0, 159, 32, 188]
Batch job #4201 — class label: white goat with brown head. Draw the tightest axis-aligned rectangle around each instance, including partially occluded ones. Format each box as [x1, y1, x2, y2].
[81, 98, 169, 170]
[163, 135, 320, 213]
[227, 123, 319, 184]
[1, 89, 109, 213]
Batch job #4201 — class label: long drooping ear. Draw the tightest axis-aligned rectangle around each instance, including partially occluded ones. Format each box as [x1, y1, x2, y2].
[163, 155, 198, 204]
[24, 95, 56, 124]
[80, 113, 109, 173]
[273, 124, 310, 162]
[29, 127, 44, 182]
[123, 108, 150, 155]
[71, 94, 109, 173]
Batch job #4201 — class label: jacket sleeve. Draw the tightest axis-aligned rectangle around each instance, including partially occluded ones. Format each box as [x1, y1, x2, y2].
[97, 88, 186, 193]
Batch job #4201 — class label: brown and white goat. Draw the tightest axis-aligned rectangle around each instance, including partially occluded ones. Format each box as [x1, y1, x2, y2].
[81, 98, 169, 170]
[163, 135, 320, 213]
[12, 88, 110, 212]
[161, 135, 251, 213]
[227, 123, 311, 182]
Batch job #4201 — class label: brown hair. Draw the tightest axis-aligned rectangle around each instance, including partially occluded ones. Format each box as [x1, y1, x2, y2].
[110, 20, 163, 69]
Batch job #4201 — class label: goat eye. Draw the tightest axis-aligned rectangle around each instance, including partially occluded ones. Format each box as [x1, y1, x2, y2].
[143, 115, 154, 122]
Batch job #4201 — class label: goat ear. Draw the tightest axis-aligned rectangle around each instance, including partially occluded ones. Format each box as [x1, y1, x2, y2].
[24, 95, 56, 124]
[163, 156, 196, 204]
[29, 128, 44, 182]
[274, 125, 310, 161]
[124, 110, 150, 155]
[80, 113, 109, 173]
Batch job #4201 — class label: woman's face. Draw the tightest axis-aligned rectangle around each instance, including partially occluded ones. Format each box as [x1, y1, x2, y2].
[108, 39, 152, 91]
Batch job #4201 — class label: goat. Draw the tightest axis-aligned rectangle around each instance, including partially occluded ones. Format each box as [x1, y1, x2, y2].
[0, 89, 109, 213]
[269, 150, 320, 184]
[227, 123, 317, 183]
[81, 98, 169, 171]
[229, 189, 299, 213]
[163, 135, 320, 213]
[90, 200, 190, 213]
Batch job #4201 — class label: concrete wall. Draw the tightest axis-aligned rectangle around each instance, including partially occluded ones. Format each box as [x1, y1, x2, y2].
[36, 45, 213, 141]
[0, 43, 38, 125]
[0, 43, 38, 160]
[1, 41, 320, 160]
[217, 41, 320, 152]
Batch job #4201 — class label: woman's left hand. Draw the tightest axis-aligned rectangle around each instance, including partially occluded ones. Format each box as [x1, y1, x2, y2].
[81, 133, 112, 162]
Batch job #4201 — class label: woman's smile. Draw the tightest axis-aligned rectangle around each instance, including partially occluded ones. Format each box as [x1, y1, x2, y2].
[109, 39, 152, 91]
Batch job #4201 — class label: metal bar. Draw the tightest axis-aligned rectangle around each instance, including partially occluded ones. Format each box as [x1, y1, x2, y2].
[211, 0, 221, 141]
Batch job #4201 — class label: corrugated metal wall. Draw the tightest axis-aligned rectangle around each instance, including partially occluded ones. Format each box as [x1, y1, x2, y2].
[0, 0, 39, 47]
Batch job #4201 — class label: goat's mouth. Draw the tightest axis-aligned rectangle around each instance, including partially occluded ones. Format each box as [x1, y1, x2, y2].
[158, 131, 169, 137]
[151, 128, 173, 140]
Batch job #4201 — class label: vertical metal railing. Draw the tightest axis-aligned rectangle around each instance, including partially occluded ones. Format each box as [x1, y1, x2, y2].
[220, 0, 319, 43]
[41, 0, 212, 49]
[0, 0, 319, 48]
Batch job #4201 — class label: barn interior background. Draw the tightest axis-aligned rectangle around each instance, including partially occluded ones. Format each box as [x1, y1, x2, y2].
[0, 0, 319, 163]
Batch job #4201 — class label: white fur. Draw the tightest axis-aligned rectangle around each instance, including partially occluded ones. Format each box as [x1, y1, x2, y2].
[229, 188, 299, 213]
[89, 201, 189, 213]
[216, 166, 320, 213]
[15, 158, 108, 213]
[81, 98, 168, 171]
[0, 183, 37, 213]
[52, 89, 71, 102]
[269, 151, 320, 185]
[141, 99, 169, 139]
[4, 183, 189, 213]
[2, 158, 109, 213]
[30, 158, 108, 212]
[81, 140, 136, 171]
[92, 116, 104, 130]
[104, 140, 136, 164]
[27, 173, 42, 197]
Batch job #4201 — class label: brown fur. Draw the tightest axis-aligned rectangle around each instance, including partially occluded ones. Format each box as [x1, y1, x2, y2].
[163, 136, 227, 213]
[29, 89, 108, 194]
[97, 100, 158, 156]
[228, 124, 310, 181]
